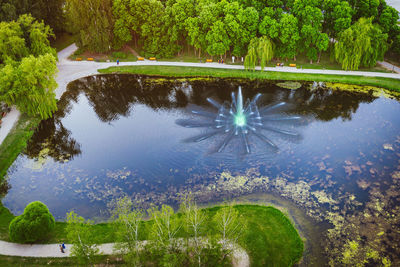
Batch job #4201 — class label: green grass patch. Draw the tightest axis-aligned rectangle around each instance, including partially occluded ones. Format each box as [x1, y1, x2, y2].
[0, 114, 41, 179]
[14, 205, 302, 266]
[98, 65, 400, 93]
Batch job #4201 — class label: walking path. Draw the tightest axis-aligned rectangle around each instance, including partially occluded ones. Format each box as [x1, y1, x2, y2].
[0, 107, 20, 145]
[0, 239, 249, 267]
[378, 61, 400, 74]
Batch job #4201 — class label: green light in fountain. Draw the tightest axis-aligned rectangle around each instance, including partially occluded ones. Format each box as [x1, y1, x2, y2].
[235, 113, 246, 126]
[176, 86, 303, 154]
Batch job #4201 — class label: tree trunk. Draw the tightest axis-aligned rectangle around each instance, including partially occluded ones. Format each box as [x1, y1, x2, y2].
[317, 51, 322, 63]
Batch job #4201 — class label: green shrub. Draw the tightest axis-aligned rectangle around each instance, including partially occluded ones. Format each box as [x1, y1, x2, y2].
[9, 201, 55, 243]
[111, 51, 127, 59]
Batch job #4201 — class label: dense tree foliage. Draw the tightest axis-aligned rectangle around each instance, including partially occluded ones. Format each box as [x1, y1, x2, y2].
[335, 17, 388, 70]
[0, 0, 65, 33]
[66, 211, 100, 265]
[0, 14, 58, 119]
[63, 0, 400, 66]
[2, 0, 399, 68]
[9, 201, 55, 243]
[65, 0, 115, 53]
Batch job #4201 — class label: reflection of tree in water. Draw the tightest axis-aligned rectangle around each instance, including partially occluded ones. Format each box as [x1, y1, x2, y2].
[24, 75, 378, 162]
[25, 118, 82, 162]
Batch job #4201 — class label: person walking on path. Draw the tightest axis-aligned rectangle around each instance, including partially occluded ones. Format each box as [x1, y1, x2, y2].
[117, 59, 120, 65]
[62, 242, 66, 250]
[59, 244, 64, 253]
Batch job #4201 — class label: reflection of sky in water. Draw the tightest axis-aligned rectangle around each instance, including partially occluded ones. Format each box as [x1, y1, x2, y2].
[3, 76, 400, 221]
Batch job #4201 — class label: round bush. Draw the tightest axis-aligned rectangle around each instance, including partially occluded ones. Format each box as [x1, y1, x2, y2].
[9, 201, 55, 243]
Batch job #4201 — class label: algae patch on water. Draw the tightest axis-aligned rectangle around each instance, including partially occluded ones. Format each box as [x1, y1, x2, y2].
[277, 81, 302, 90]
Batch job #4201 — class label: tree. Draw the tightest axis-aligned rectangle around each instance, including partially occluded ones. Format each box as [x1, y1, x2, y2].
[148, 204, 181, 250]
[213, 205, 242, 255]
[0, 0, 65, 33]
[293, 0, 328, 63]
[277, 13, 300, 60]
[65, 0, 114, 52]
[335, 17, 387, 70]
[0, 14, 55, 65]
[244, 45, 257, 70]
[322, 0, 353, 39]
[206, 20, 230, 57]
[66, 211, 100, 265]
[9, 201, 55, 243]
[257, 36, 274, 70]
[112, 197, 144, 266]
[0, 20, 27, 64]
[0, 53, 58, 119]
[180, 195, 206, 266]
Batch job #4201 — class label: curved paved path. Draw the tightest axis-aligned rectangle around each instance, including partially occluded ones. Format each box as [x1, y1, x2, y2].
[0, 240, 249, 267]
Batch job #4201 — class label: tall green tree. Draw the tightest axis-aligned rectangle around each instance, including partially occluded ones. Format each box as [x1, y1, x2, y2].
[277, 13, 300, 60]
[0, 53, 58, 119]
[0, 14, 55, 65]
[65, 0, 114, 52]
[112, 197, 144, 266]
[335, 17, 387, 70]
[322, 0, 353, 38]
[0, 0, 65, 33]
[206, 20, 230, 57]
[293, 0, 329, 63]
[66, 211, 100, 265]
[148, 205, 181, 250]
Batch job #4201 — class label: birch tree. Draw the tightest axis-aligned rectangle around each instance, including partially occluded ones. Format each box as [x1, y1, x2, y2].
[66, 211, 99, 266]
[148, 205, 181, 251]
[112, 197, 144, 266]
[180, 195, 206, 266]
[213, 205, 242, 251]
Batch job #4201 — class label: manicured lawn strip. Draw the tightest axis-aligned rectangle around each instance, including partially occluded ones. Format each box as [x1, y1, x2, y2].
[0, 114, 41, 180]
[98, 65, 400, 92]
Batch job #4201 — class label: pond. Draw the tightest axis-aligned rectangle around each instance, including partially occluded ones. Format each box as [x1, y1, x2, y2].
[3, 75, 400, 264]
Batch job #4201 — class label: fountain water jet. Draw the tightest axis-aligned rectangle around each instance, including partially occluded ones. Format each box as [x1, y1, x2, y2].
[176, 86, 302, 154]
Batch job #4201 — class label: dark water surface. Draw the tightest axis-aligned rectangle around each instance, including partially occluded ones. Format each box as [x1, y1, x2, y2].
[4, 75, 400, 264]
[4, 75, 400, 219]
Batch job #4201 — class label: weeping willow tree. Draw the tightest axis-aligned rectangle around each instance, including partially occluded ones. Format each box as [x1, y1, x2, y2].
[244, 36, 274, 71]
[257, 36, 274, 70]
[0, 54, 58, 119]
[335, 17, 387, 70]
[244, 46, 257, 71]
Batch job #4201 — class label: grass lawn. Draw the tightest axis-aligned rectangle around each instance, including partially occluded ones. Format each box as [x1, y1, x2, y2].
[0, 114, 40, 179]
[98, 65, 400, 93]
[157, 50, 390, 72]
[0, 205, 303, 267]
